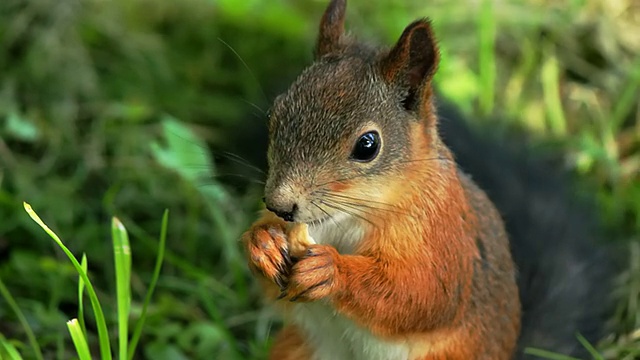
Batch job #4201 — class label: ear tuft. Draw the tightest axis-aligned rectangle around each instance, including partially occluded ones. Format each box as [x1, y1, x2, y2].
[315, 0, 347, 58]
[379, 19, 440, 112]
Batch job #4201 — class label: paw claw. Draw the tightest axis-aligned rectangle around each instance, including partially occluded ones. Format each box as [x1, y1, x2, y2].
[283, 245, 340, 302]
[244, 223, 292, 289]
[281, 248, 292, 268]
[275, 276, 287, 291]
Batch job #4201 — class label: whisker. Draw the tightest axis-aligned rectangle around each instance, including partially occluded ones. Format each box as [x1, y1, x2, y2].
[322, 195, 414, 218]
[161, 128, 266, 176]
[321, 200, 377, 228]
[217, 37, 270, 106]
[217, 174, 266, 184]
[324, 199, 391, 221]
[322, 200, 369, 224]
[318, 191, 402, 210]
[310, 201, 344, 232]
[241, 99, 266, 115]
[196, 173, 266, 185]
[219, 151, 266, 175]
[313, 171, 368, 188]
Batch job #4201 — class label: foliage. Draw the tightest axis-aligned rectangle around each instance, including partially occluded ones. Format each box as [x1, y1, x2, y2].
[0, 0, 638, 359]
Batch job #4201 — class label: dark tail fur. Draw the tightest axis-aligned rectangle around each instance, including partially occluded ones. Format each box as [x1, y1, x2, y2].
[222, 98, 615, 359]
[436, 100, 615, 359]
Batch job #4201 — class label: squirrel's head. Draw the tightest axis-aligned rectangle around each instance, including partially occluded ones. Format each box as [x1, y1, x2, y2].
[264, 0, 445, 226]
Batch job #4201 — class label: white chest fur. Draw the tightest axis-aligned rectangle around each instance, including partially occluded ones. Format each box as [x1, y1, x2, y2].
[292, 215, 411, 360]
[291, 302, 410, 360]
[306, 212, 364, 253]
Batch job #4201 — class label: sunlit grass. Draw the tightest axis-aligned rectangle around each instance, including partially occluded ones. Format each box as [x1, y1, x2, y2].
[112, 216, 132, 360]
[23, 202, 113, 360]
[22, 203, 169, 359]
[0, 334, 24, 360]
[67, 319, 91, 360]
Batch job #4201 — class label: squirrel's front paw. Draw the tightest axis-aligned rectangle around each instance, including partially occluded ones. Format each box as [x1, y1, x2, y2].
[281, 245, 342, 302]
[244, 222, 292, 290]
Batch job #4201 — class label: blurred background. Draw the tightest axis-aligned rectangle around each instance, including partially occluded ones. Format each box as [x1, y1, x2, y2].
[0, 0, 638, 359]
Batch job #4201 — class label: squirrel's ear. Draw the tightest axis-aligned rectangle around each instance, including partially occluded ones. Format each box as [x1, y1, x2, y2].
[379, 19, 439, 113]
[315, 0, 347, 58]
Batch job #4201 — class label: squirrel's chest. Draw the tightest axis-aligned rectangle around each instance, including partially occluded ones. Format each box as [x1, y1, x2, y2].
[300, 215, 410, 358]
[291, 302, 411, 360]
[307, 213, 365, 253]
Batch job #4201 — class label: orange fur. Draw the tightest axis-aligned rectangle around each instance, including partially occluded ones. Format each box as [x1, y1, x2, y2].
[269, 325, 315, 360]
[327, 181, 350, 193]
[244, 122, 520, 359]
[244, 0, 521, 358]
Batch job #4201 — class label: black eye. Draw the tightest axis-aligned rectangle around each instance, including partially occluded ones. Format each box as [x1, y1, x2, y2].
[351, 131, 381, 162]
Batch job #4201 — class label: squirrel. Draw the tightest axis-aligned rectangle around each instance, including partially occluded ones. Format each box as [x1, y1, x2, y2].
[241, 0, 614, 359]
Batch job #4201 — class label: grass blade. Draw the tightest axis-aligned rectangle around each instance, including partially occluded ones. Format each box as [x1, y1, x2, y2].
[611, 55, 640, 130]
[478, 0, 496, 115]
[78, 254, 88, 336]
[541, 45, 567, 136]
[128, 209, 169, 360]
[23, 202, 112, 360]
[113, 217, 132, 360]
[67, 319, 92, 360]
[0, 276, 43, 360]
[524, 347, 581, 360]
[0, 334, 24, 360]
[576, 332, 604, 359]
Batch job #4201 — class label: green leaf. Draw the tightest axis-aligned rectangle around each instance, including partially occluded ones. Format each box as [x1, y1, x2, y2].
[541, 46, 567, 136]
[67, 319, 92, 360]
[150, 115, 227, 204]
[151, 115, 214, 183]
[0, 334, 25, 360]
[576, 332, 605, 359]
[524, 347, 581, 360]
[78, 254, 88, 337]
[23, 202, 111, 360]
[4, 112, 39, 142]
[113, 217, 132, 360]
[128, 209, 169, 360]
[0, 275, 43, 360]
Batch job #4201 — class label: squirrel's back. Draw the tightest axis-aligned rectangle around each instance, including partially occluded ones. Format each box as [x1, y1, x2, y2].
[437, 100, 614, 358]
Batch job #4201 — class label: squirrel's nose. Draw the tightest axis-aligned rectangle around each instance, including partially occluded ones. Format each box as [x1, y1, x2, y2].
[264, 200, 298, 222]
[263, 181, 300, 222]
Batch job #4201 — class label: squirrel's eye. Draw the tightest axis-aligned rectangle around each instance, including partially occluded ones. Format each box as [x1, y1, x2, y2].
[351, 131, 381, 162]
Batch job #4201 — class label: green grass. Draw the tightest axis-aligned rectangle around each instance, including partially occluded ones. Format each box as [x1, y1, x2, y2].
[67, 319, 91, 360]
[0, 333, 25, 360]
[0, 277, 42, 360]
[24, 202, 113, 360]
[0, 0, 638, 359]
[113, 217, 132, 360]
[16, 203, 169, 359]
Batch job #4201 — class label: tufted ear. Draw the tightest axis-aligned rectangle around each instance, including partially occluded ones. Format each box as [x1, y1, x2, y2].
[379, 19, 440, 114]
[315, 0, 347, 58]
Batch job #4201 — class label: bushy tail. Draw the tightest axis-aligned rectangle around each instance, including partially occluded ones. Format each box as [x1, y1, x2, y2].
[436, 100, 616, 359]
